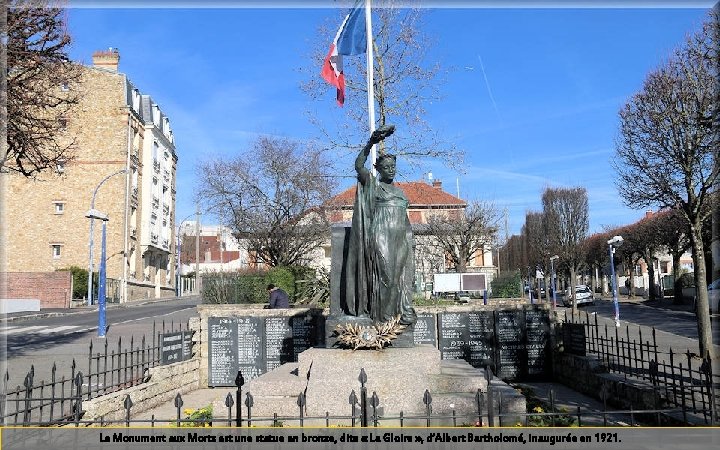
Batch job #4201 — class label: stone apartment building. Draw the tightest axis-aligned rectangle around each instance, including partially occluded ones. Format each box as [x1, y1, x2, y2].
[3, 49, 177, 306]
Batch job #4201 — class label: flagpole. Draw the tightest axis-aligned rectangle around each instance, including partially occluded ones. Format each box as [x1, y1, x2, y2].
[364, 0, 377, 175]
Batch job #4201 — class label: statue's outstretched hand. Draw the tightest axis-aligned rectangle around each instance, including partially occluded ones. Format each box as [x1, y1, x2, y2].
[369, 124, 395, 145]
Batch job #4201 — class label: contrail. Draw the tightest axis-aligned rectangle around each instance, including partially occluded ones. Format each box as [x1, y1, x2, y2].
[477, 54, 502, 123]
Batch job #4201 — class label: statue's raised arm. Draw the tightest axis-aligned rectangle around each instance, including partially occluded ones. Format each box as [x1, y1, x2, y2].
[354, 125, 396, 184]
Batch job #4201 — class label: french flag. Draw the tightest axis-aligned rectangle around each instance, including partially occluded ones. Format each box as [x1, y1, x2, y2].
[321, 4, 366, 106]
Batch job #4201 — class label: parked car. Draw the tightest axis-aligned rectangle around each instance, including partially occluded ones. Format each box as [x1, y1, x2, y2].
[454, 291, 471, 303]
[563, 285, 594, 307]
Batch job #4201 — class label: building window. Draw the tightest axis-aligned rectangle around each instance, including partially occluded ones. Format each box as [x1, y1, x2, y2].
[56, 158, 66, 174]
[51, 244, 62, 259]
[58, 117, 68, 130]
[61, 82, 70, 91]
[53, 202, 65, 214]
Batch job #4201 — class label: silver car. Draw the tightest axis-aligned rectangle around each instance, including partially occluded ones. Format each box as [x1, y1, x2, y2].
[564, 285, 594, 307]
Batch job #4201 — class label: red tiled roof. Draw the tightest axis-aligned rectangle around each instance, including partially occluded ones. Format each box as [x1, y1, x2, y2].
[327, 181, 466, 208]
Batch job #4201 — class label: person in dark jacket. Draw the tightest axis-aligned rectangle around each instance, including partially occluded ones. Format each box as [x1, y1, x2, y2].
[267, 284, 290, 309]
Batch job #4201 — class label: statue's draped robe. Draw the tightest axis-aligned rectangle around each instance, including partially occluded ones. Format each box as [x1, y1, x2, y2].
[343, 176, 417, 325]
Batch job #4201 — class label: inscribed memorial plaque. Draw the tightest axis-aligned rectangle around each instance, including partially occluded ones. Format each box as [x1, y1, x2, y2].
[495, 310, 526, 380]
[208, 317, 239, 386]
[413, 313, 437, 346]
[525, 307, 550, 378]
[438, 312, 469, 360]
[467, 311, 495, 370]
[265, 316, 292, 372]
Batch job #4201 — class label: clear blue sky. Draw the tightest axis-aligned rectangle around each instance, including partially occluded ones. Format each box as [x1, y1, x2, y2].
[65, 1, 713, 237]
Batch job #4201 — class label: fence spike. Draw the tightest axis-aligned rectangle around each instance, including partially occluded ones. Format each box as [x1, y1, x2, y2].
[225, 393, 234, 408]
[358, 368, 367, 386]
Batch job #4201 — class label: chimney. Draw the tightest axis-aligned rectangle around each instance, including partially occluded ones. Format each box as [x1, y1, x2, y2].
[92, 48, 120, 72]
[432, 179, 443, 190]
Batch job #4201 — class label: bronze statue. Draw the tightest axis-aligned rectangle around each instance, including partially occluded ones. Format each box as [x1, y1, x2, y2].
[343, 125, 417, 326]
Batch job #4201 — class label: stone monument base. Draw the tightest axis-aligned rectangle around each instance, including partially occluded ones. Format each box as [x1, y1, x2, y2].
[241, 346, 525, 426]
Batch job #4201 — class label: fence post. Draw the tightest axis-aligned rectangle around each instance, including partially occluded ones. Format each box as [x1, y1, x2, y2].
[370, 392, 379, 427]
[349, 390, 357, 427]
[171, 393, 183, 427]
[297, 392, 306, 427]
[225, 393, 234, 427]
[73, 372, 83, 427]
[475, 389, 484, 427]
[359, 368, 368, 427]
[549, 389, 556, 427]
[245, 392, 254, 428]
[235, 371, 244, 427]
[87, 341, 93, 400]
[487, 384, 495, 427]
[22, 366, 34, 426]
[423, 390, 432, 427]
[701, 351, 716, 426]
[124, 395, 133, 427]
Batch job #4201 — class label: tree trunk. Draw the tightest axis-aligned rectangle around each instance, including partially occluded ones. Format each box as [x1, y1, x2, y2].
[672, 252, 683, 304]
[690, 224, 714, 359]
[647, 257, 657, 302]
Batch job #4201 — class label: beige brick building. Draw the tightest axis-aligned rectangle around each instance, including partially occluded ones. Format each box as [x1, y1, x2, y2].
[3, 49, 178, 305]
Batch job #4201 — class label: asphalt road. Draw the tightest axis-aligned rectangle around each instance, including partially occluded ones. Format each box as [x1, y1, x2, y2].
[1, 297, 201, 390]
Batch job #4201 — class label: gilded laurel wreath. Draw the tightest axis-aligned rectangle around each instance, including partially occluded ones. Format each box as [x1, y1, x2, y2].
[334, 316, 406, 350]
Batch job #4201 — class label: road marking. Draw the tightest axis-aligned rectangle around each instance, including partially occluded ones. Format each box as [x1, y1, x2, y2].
[37, 325, 81, 334]
[2, 326, 47, 335]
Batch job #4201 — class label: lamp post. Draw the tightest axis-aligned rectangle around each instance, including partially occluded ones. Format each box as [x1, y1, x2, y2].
[86, 209, 108, 337]
[550, 255, 559, 309]
[608, 235, 624, 327]
[175, 212, 197, 297]
[87, 169, 127, 306]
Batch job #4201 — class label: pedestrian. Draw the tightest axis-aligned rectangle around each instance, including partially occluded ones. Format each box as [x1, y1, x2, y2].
[267, 284, 290, 309]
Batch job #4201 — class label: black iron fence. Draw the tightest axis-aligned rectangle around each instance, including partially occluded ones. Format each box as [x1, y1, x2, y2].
[0, 320, 193, 426]
[562, 311, 718, 425]
[10, 369, 692, 428]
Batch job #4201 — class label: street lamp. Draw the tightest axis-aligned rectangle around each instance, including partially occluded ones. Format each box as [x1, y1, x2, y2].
[87, 169, 127, 306]
[86, 209, 108, 338]
[175, 212, 197, 297]
[550, 255, 559, 309]
[608, 235, 624, 327]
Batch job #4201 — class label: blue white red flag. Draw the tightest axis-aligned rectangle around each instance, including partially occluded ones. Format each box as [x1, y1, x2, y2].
[321, 4, 366, 106]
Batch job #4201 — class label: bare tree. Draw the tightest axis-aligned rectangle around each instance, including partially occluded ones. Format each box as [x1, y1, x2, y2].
[302, 4, 463, 171]
[522, 211, 552, 301]
[2, 0, 82, 176]
[613, 7, 718, 358]
[542, 187, 589, 314]
[196, 136, 336, 268]
[424, 200, 500, 273]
